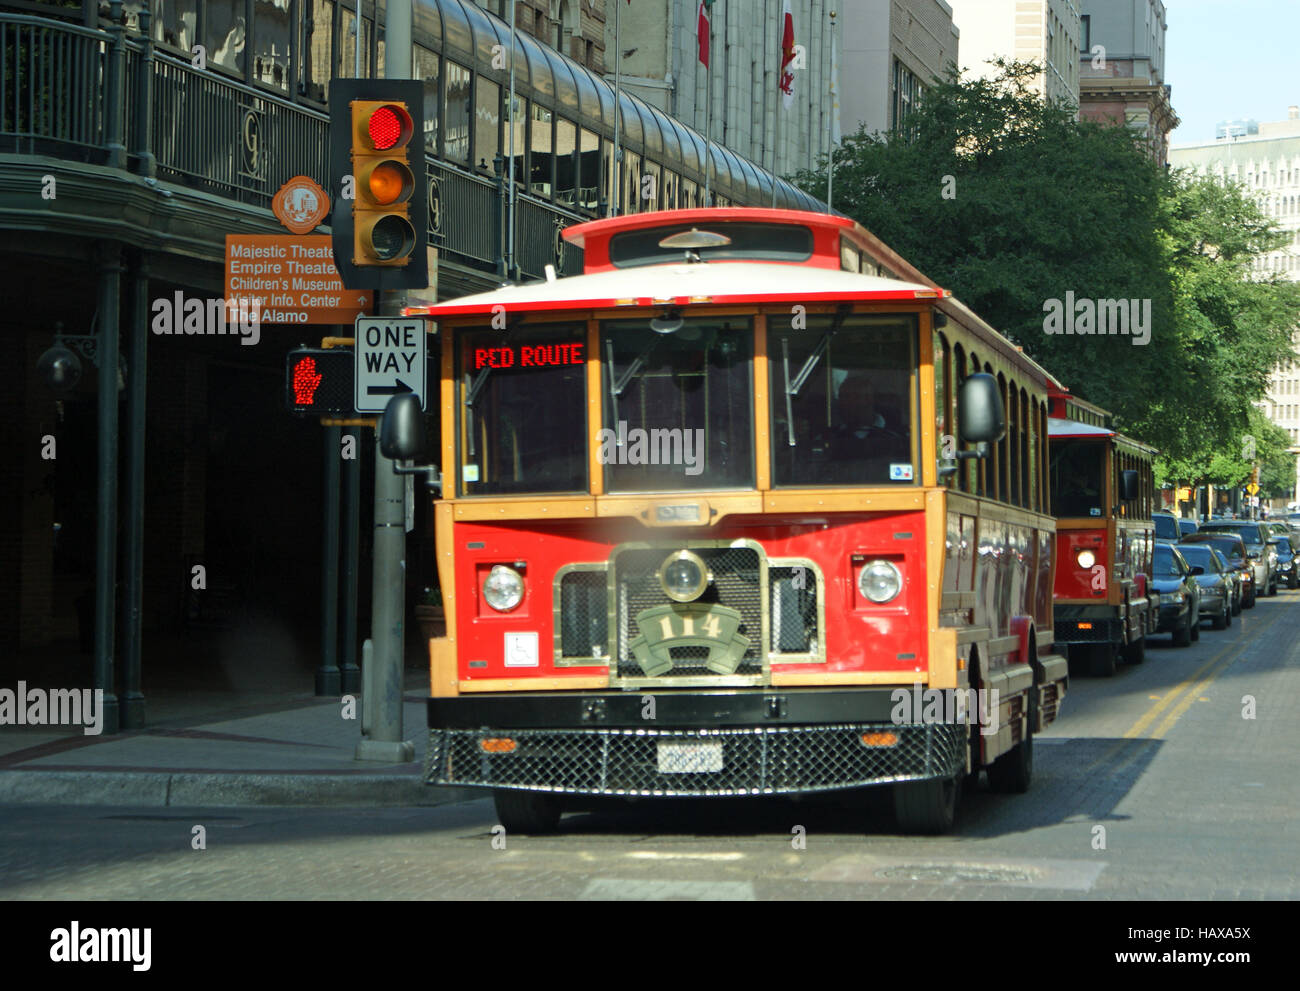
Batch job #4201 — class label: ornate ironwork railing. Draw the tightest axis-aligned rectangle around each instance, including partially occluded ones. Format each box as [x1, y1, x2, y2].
[0, 8, 585, 281]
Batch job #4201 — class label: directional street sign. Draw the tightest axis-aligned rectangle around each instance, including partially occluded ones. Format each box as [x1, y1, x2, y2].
[354, 316, 426, 413]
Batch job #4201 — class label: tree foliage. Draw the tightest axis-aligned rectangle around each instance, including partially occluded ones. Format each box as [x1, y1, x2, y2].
[794, 60, 1300, 491]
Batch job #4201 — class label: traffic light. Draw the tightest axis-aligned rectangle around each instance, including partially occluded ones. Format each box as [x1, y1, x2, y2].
[285, 348, 355, 416]
[330, 79, 428, 291]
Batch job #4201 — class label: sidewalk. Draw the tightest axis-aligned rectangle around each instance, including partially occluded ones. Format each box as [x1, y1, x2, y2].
[0, 670, 481, 809]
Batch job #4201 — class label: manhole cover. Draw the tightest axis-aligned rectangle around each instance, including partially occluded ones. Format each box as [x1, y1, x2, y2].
[876, 863, 1036, 884]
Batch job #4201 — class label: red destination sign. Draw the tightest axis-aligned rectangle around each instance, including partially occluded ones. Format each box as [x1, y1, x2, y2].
[473, 343, 585, 369]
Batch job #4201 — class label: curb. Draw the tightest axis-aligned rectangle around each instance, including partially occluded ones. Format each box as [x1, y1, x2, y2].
[0, 770, 484, 809]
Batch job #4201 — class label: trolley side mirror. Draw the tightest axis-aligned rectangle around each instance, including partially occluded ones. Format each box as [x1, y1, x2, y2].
[380, 394, 441, 492]
[955, 373, 1005, 458]
[1120, 469, 1140, 501]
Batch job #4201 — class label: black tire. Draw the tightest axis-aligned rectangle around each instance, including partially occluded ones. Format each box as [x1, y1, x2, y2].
[1122, 635, 1146, 665]
[894, 773, 962, 834]
[1172, 611, 1192, 646]
[1243, 588, 1256, 609]
[1232, 592, 1242, 615]
[1088, 643, 1117, 677]
[492, 789, 563, 834]
[987, 730, 1033, 794]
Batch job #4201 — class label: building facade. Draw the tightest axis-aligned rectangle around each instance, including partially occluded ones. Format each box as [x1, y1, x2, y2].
[603, 0, 840, 180]
[838, 0, 958, 138]
[0, 0, 821, 729]
[948, 0, 1080, 108]
[1171, 109, 1300, 499]
[1078, 0, 1176, 166]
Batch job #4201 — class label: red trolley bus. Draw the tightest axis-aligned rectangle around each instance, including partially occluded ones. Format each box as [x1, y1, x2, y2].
[1047, 385, 1157, 676]
[396, 207, 1070, 834]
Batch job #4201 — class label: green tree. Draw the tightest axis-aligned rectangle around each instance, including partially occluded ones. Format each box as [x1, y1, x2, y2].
[795, 60, 1300, 479]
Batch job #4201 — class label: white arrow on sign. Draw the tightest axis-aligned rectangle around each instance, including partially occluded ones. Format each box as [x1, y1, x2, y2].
[354, 316, 427, 413]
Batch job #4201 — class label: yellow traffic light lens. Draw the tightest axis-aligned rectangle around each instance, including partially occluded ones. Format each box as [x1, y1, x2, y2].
[368, 162, 410, 205]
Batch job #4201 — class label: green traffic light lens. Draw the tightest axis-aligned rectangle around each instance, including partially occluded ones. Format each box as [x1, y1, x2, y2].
[368, 215, 415, 261]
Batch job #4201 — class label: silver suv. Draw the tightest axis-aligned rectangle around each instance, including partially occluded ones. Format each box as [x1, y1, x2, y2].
[1199, 520, 1278, 596]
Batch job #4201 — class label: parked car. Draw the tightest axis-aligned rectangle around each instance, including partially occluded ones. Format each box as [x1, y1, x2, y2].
[1153, 512, 1181, 543]
[1197, 520, 1278, 596]
[1176, 542, 1232, 629]
[1152, 543, 1202, 646]
[1211, 548, 1243, 615]
[1181, 532, 1254, 610]
[1269, 534, 1300, 589]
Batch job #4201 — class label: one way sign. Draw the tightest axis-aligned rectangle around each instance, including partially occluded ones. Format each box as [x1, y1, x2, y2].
[354, 316, 427, 413]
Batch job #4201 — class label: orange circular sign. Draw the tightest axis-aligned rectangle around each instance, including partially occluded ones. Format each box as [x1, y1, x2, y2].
[272, 176, 331, 234]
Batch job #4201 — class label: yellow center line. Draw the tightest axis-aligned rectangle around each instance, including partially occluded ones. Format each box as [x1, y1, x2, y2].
[1130, 603, 1288, 735]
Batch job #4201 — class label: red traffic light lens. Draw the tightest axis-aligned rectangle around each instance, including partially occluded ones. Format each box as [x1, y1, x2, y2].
[368, 105, 410, 150]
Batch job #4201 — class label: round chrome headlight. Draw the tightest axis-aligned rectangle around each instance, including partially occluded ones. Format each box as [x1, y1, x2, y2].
[859, 561, 902, 603]
[659, 550, 710, 602]
[1076, 549, 1096, 569]
[483, 565, 524, 612]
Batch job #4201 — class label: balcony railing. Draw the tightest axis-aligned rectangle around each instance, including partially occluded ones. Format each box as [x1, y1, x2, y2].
[0, 8, 582, 282]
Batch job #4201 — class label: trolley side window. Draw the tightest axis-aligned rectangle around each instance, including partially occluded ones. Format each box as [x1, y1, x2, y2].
[456, 324, 588, 496]
[768, 313, 919, 487]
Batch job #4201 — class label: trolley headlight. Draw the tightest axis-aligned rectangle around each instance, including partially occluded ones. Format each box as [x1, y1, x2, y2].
[859, 561, 902, 604]
[482, 565, 524, 612]
[659, 550, 710, 602]
[1076, 549, 1096, 569]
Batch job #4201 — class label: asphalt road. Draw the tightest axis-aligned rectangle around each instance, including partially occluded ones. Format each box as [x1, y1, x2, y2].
[2, 591, 1298, 901]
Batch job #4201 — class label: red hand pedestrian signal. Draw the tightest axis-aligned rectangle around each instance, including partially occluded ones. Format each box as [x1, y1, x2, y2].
[292, 356, 323, 405]
[285, 347, 353, 416]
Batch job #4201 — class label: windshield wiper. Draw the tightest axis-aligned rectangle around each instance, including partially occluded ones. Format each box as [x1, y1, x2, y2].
[782, 303, 851, 447]
[605, 336, 665, 446]
[464, 316, 527, 458]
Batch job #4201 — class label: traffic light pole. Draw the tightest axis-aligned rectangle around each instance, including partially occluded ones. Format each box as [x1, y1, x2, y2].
[356, 0, 416, 763]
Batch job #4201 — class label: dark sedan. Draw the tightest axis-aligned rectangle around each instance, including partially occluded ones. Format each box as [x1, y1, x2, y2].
[1152, 543, 1201, 646]
[1269, 534, 1300, 589]
[1180, 532, 1254, 610]
[1176, 542, 1232, 629]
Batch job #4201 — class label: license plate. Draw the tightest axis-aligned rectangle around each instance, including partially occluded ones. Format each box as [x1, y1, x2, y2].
[656, 741, 724, 774]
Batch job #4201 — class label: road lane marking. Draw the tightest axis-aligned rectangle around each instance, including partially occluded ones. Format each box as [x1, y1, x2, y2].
[580, 879, 756, 900]
[1122, 605, 1287, 740]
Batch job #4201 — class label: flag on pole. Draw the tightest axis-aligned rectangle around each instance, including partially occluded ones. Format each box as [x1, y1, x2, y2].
[698, 0, 714, 68]
[779, 0, 796, 109]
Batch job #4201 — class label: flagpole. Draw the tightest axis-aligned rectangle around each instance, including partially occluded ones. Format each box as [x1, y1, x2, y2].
[704, 21, 712, 204]
[507, 0, 517, 275]
[827, 10, 836, 213]
[611, 0, 621, 217]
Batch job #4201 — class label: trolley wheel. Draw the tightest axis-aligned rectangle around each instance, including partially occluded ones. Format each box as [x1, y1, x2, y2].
[1088, 643, 1117, 677]
[893, 772, 962, 835]
[987, 728, 1033, 794]
[1121, 635, 1145, 665]
[492, 789, 563, 834]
